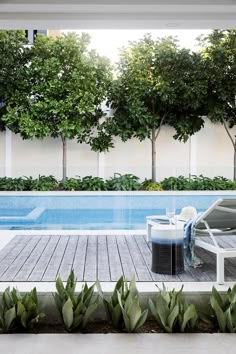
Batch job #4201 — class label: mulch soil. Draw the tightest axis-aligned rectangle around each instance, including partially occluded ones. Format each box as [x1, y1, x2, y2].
[1, 320, 215, 334]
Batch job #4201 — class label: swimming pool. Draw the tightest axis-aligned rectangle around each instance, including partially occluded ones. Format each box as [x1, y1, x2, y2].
[0, 192, 235, 230]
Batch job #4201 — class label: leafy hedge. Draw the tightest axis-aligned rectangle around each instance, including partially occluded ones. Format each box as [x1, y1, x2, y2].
[161, 175, 236, 191]
[0, 174, 235, 191]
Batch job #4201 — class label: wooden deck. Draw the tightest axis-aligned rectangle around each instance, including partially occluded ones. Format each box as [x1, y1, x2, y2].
[0, 234, 235, 282]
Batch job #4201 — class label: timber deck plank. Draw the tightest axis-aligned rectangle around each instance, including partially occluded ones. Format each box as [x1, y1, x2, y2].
[0, 234, 235, 282]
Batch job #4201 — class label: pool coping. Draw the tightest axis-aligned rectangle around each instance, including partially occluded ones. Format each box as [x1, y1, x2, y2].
[0, 190, 236, 196]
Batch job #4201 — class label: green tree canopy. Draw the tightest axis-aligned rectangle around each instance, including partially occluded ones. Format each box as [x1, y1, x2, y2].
[0, 30, 28, 131]
[3, 32, 113, 180]
[107, 35, 208, 181]
[201, 30, 236, 179]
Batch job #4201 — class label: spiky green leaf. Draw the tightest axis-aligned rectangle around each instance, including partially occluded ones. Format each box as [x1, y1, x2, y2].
[62, 298, 74, 331]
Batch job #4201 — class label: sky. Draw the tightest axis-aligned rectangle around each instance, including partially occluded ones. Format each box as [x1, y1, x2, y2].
[63, 29, 211, 63]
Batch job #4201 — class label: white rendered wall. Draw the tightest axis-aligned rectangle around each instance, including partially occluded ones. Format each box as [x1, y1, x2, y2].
[67, 139, 98, 178]
[11, 135, 62, 178]
[155, 125, 190, 180]
[10, 135, 97, 179]
[2, 120, 236, 181]
[104, 137, 151, 180]
[104, 125, 189, 180]
[190, 120, 236, 179]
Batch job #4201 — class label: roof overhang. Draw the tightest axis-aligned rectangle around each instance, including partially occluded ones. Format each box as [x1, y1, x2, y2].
[0, 1, 235, 29]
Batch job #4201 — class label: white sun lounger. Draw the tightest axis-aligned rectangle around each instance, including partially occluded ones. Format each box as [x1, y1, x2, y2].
[194, 198, 236, 284]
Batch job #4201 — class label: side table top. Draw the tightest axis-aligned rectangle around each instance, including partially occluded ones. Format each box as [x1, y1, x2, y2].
[151, 222, 184, 230]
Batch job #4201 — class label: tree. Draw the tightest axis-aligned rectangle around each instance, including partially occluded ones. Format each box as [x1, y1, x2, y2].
[107, 35, 208, 181]
[3, 32, 112, 180]
[200, 30, 236, 180]
[0, 30, 28, 130]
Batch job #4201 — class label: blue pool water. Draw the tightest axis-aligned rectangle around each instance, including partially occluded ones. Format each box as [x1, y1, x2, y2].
[0, 193, 235, 230]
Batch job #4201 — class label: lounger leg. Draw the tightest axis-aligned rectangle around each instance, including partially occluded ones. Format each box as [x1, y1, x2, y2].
[146, 222, 152, 242]
[216, 253, 225, 285]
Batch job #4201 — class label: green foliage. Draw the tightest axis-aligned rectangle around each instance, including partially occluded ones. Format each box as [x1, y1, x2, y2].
[210, 285, 236, 333]
[3, 32, 112, 142]
[0, 30, 28, 131]
[0, 174, 235, 191]
[106, 173, 141, 191]
[149, 285, 198, 333]
[53, 270, 98, 332]
[160, 175, 236, 191]
[0, 177, 26, 191]
[201, 30, 236, 127]
[61, 176, 107, 191]
[79, 176, 107, 191]
[97, 276, 128, 330]
[141, 179, 163, 191]
[23, 175, 59, 191]
[0, 175, 58, 191]
[62, 178, 82, 191]
[0, 287, 44, 332]
[160, 176, 190, 191]
[108, 34, 207, 142]
[117, 278, 148, 332]
[97, 276, 148, 332]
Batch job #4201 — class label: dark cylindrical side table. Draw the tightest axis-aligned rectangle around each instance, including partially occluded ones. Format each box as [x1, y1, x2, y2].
[151, 225, 184, 275]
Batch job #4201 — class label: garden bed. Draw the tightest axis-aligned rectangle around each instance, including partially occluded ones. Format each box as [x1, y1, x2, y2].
[0, 174, 236, 191]
[0, 274, 234, 335]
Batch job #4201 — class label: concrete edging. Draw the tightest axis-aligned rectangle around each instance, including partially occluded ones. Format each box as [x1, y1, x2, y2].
[0, 333, 235, 354]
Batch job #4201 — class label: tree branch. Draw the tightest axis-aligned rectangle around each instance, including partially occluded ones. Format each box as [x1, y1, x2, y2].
[223, 118, 235, 149]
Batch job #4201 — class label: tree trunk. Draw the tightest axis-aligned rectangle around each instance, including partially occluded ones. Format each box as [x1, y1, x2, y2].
[223, 120, 236, 181]
[234, 146, 236, 181]
[61, 136, 67, 182]
[151, 128, 157, 182]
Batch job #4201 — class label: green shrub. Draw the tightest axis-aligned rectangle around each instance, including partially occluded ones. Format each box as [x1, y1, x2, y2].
[141, 179, 163, 191]
[80, 176, 107, 191]
[188, 175, 235, 191]
[106, 173, 141, 191]
[0, 177, 26, 191]
[0, 175, 58, 191]
[62, 177, 82, 191]
[160, 175, 236, 191]
[28, 175, 58, 191]
[209, 285, 236, 333]
[160, 176, 191, 190]
[0, 287, 44, 332]
[98, 276, 148, 332]
[0, 174, 235, 191]
[53, 271, 98, 332]
[149, 285, 198, 333]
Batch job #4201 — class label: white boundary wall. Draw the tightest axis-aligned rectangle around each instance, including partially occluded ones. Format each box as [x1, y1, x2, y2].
[0, 119, 235, 181]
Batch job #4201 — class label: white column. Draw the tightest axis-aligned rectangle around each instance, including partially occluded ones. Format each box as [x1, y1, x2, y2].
[27, 29, 34, 44]
[5, 128, 12, 177]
